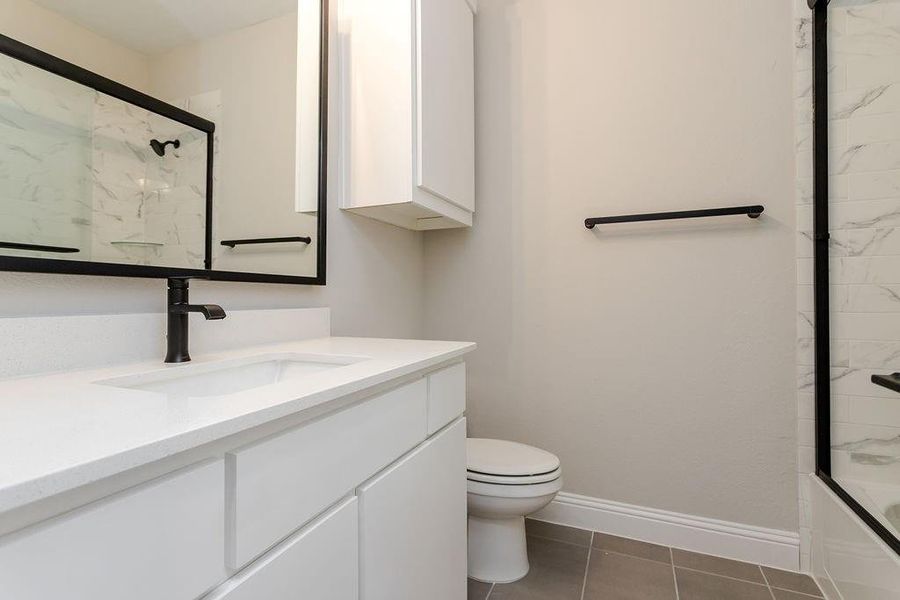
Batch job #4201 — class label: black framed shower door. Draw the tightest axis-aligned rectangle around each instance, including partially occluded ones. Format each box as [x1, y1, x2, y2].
[809, 0, 900, 556]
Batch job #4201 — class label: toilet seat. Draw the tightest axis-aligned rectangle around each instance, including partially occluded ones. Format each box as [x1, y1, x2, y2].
[467, 476, 562, 499]
[466, 468, 561, 486]
[467, 438, 560, 479]
[466, 438, 561, 493]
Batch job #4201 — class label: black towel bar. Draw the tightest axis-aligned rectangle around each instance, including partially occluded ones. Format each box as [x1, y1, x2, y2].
[585, 205, 764, 229]
[221, 236, 312, 248]
[0, 241, 80, 253]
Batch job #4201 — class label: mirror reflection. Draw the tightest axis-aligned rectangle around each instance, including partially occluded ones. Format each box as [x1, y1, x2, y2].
[0, 53, 209, 267]
[0, 0, 323, 279]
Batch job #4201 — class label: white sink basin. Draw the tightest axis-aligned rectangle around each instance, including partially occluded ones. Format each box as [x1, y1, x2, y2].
[97, 353, 366, 400]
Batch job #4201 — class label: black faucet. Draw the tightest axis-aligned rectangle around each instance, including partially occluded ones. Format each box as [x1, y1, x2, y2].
[165, 278, 226, 363]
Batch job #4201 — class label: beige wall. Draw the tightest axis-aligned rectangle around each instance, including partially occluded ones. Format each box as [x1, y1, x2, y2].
[423, 0, 798, 531]
[0, 0, 425, 339]
[0, 0, 150, 90]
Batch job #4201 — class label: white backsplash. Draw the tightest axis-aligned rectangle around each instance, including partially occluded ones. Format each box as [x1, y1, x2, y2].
[0, 307, 330, 379]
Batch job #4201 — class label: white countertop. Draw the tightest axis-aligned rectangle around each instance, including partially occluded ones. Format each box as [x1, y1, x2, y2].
[0, 337, 475, 514]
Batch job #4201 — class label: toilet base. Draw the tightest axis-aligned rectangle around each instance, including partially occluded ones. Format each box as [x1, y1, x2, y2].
[467, 515, 530, 584]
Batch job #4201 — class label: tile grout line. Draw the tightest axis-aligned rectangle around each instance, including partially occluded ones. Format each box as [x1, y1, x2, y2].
[484, 583, 495, 600]
[527, 532, 593, 549]
[530, 529, 683, 568]
[771, 587, 824, 599]
[670, 547, 681, 600]
[674, 565, 772, 588]
[579, 531, 594, 600]
[759, 565, 777, 600]
[586, 547, 670, 566]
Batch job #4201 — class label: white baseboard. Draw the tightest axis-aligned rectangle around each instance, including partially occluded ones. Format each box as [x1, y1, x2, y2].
[532, 492, 800, 571]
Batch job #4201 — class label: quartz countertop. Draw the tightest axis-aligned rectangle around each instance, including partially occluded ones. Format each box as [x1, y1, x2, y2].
[0, 337, 475, 514]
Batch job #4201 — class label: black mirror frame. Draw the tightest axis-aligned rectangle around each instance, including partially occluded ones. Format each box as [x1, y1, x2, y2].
[0, 0, 328, 286]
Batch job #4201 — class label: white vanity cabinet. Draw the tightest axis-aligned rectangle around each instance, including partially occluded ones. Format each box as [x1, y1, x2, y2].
[207, 498, 359, 600]
[359, 418, 467, 600]
[226, 380, 427, 569]
[0, 460, 228, 600]
[0, 359, 469, 600]
[339, 0, 476, 230]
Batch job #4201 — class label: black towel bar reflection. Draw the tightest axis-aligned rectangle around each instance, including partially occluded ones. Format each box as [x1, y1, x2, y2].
[221, 236, 312, 248]
[0, 241, 79, 253]
[584, 205, 765, 229]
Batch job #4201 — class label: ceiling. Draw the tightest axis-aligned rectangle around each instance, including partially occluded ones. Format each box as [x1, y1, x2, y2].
[33, 0, 297, 55]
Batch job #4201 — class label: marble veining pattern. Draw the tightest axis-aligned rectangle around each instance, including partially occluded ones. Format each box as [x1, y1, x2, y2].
[0, 54, 93, 258]
[89, 91, 207, 268]
[0, 52, 208, 268]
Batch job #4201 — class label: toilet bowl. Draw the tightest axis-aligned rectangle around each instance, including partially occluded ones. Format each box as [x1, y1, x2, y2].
[466, 438, 562, 584]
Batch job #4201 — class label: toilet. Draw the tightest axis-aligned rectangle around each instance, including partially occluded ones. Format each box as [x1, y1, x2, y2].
[466, 438, 562, 583]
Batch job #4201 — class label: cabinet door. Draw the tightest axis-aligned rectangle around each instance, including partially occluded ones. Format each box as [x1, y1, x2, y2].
[205, 497, 358, 600]
[359, 418, 467, 600]
[0, 461, 227, 600]
[416, 0, 475, 212]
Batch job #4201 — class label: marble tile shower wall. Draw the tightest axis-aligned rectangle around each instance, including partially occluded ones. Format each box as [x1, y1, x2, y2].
[0, 53, 206, 267]
[91, 93, 206, 268]
[795, 0, 900, 568]
[175, 90, 221, 268]
[0, 54, 93, 257]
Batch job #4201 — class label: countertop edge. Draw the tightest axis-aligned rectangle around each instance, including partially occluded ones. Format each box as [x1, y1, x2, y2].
[0, 341, 475, 515]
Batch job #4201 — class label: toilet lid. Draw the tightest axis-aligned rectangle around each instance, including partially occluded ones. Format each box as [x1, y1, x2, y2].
[467, 438, 560, 477]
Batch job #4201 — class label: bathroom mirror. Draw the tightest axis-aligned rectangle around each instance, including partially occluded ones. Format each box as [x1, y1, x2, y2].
[0, 0, 326, 284]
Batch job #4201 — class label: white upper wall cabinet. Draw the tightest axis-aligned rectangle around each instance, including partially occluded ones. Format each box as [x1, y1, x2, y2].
[417, 0, 476, 213]
[339, 0, 476, 230]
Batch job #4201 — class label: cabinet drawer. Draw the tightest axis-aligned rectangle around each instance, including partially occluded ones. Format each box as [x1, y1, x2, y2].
[0, 460, 227, 600]
[427, 362, 466, 434]
[207, 497, 358, 600]
[359, 418, 467, 600]
[227, 379, 427, 568]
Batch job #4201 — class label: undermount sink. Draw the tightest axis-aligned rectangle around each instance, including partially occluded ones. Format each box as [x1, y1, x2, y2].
[96, 353, 366, 400]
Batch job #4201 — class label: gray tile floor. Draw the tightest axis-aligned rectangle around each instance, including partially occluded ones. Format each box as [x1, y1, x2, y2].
[468, 520, 824, 600]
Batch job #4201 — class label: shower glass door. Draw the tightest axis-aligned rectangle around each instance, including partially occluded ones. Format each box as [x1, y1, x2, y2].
[819, 0, 900, 552]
